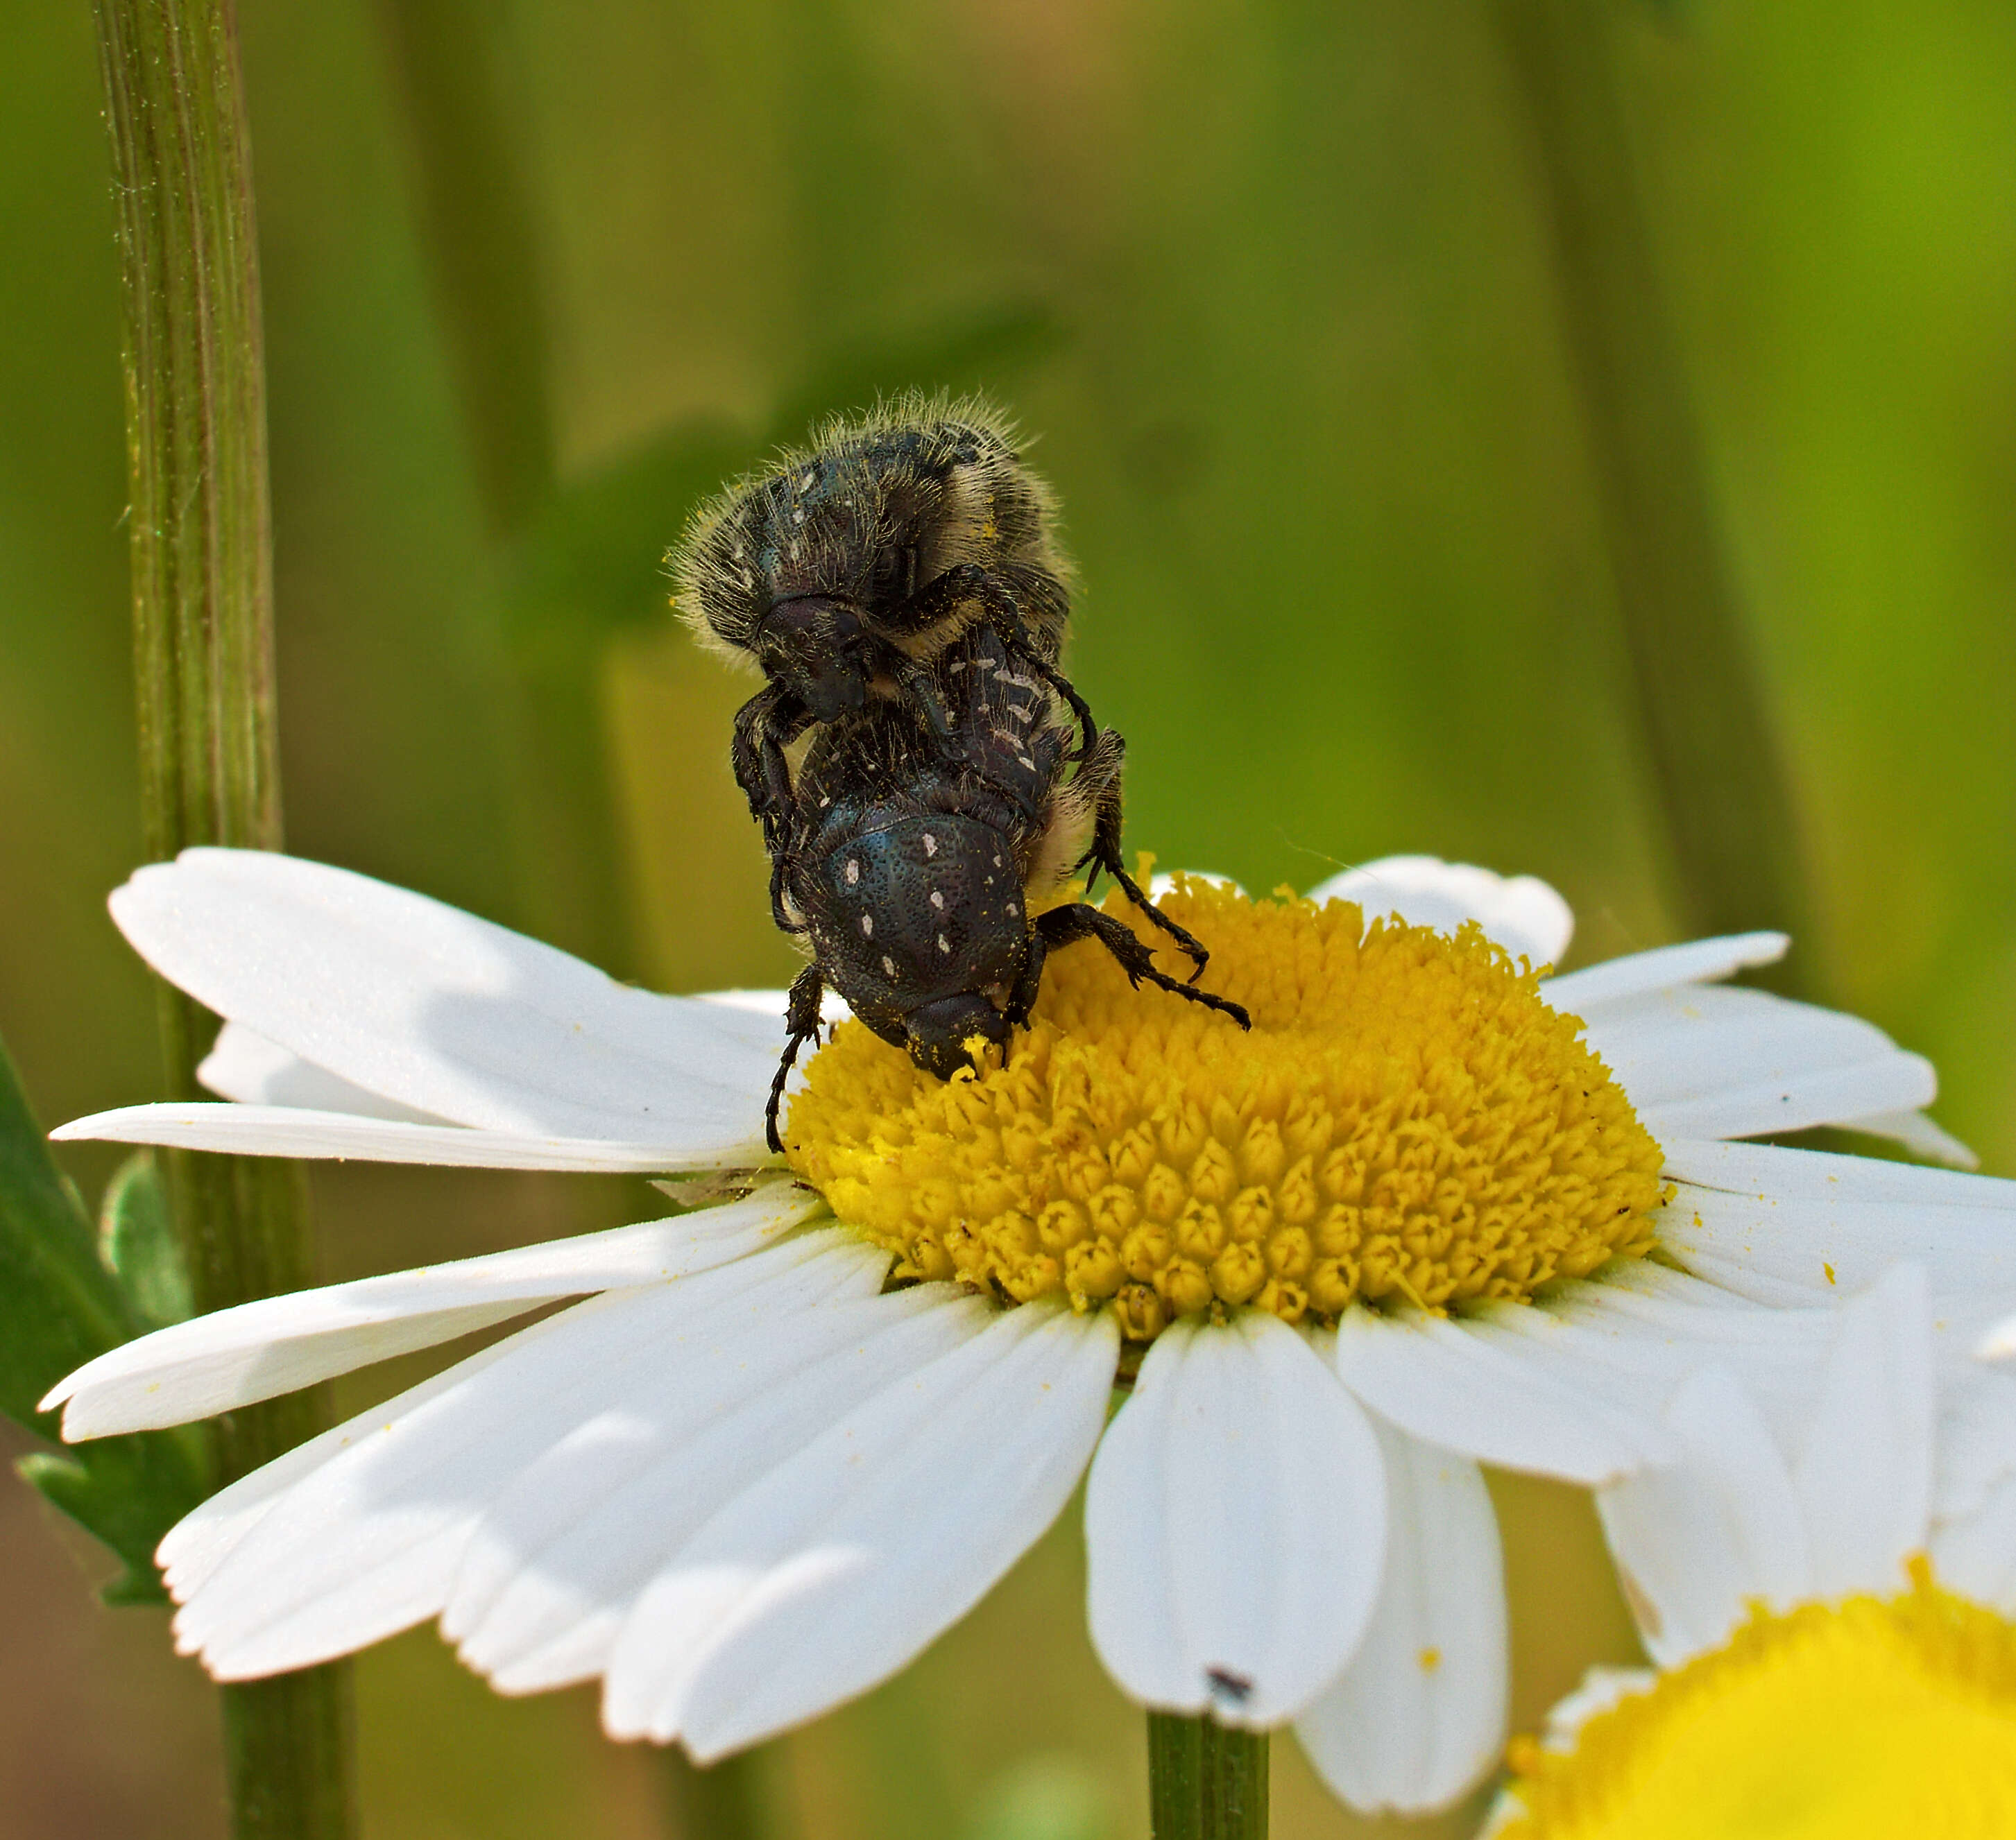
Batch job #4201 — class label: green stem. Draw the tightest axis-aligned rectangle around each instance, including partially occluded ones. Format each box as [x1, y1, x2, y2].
[1147, 1714, 1267, 1840]
[1493, 0, 1813, 983]
[92, 0, 357, 1834]
[663, 1749, 769, 1840]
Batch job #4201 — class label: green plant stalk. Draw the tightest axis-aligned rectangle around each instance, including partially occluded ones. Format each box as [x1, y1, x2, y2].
[663, 1750, 769, 1840]
[92, 0, 356, 1834]
[1494, 0, 1812, 979]
[1148, 1714, 1267, 1840]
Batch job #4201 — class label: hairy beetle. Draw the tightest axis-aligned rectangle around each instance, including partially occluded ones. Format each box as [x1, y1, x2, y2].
[762, 628, 1248, 1152]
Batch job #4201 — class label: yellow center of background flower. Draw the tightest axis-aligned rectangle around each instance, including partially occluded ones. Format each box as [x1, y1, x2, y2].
[1497, 1567, 2016, 1839]
[785, 879, 1664, 1341]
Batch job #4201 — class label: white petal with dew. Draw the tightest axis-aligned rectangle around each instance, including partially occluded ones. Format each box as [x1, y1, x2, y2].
[1306, 856, 1572, 969]
[200, 1024, 447, 1123]
[1085, 1314, 1388, 1728]
[1791, 1263, 1933, 1598]
[169, 1233, 883, 1676]
[1294, 1411, 1506, 1815]
[1596, 1368, 1810, 1667]
[1542, 934, 1788, 1013]
[46, 1180, 826, 1436]
[53, 1102, 768, 1173]
[601, 1300, 1118, 1757]
[447, 1285, 980, 1689]
[111, 849, 777, 1140]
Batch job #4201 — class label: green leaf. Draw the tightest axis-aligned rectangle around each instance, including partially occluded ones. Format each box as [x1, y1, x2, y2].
[99, 1149, 194, 1328]
[0, 1034, 206, 1601]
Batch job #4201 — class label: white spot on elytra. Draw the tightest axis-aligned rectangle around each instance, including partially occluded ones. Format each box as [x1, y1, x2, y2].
[882, 954, 897, 977]
[845, 859, 860, 884]
[937, 933, 951, 954]
[923, 833, 938, 857]
[930, 891, 944, 909]
[860, 913, 873, 937]
[788, 540, 800, 562]
[1007, 902, 1019, 916]
[991, 854, 1002, 868]
[792, 508, 805, 524]
[800, 471, 815, 488]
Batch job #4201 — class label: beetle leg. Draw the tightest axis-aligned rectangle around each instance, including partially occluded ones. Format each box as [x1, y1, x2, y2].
[766, 963, 827, 1154]
[1068, 728, 1211, 981]
[895, 563, 1096, 759]
[732, 684, 814, 846]
[1036, 904, 1250, 1030]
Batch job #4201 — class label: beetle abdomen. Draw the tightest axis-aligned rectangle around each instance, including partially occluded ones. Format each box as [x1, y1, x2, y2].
[810, 814, 1027, 1013]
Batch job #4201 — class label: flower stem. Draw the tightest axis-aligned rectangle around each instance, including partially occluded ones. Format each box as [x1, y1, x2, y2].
[1492, 0, 1813, 984]
[663, 1749, 769, 1840]
[1148, 1713, 1268, 1840]
[92, 0, 356, 1834]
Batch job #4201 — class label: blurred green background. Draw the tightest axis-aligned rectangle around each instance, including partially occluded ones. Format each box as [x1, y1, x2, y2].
[2, 0, 2011, 1834]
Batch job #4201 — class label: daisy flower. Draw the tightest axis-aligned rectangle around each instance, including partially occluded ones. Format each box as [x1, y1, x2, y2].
[38, 848, 2004, 1813]
[1492, 1262, 2016, 1838]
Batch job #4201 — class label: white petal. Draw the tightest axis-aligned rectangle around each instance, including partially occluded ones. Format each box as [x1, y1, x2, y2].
[1148, 871, 1247, 899]
[200, 1024, 446, 1122]
[1836, 1108, 1977, 1169]
[1665, 1137, 2016, 1210]
[447, 1284, 978, 1687]
[1931, 1473, 2016, 1613]
[171, 1233, 882, 1676]
[1084, 1314, 1388, 1728]
[1306, 857, 1573, 968]
[111, 849, 776, 1140]
[601, 1300, 1118, 1756]
[44, 1180, 827, 1436]
[1595, 1368, 1809, 1667]
[1585, 983, 1937, 1141]
[1333, 1305, 1676, 1486]
[52, 1101, 768, 1173]
[1337, 1269, 1842, 1487]
[1542, 934, 1788, 1014]
[1657, 1179, 2016, 1319]
[1931, 1368, 2016, 1522]
[696, 988, 853, 1029]
[1535, 1666, 1659, 1752]
[1791, 1264, 1933, 1597]
[1294, 1416, 1505, 1814]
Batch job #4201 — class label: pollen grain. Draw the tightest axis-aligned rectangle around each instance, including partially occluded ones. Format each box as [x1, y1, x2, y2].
[784, 878, 1664, 1340]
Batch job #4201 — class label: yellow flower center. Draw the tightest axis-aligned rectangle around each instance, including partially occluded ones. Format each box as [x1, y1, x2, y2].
[1497, 1565, 2016, 1839]
[783, 878, 1664, 1341]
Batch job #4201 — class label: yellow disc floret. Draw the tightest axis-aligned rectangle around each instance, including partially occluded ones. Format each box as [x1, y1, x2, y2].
[785, 878, 1664, 1340]
[1497, 1565, 2016, 1839]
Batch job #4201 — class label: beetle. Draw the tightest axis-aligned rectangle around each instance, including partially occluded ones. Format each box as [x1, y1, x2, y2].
[761, 627, 1247, 1152]
[672, 397, 1094, 848]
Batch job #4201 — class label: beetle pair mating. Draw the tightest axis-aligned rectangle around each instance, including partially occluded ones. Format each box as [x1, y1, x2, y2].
[674, 397, 1250, 1153]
